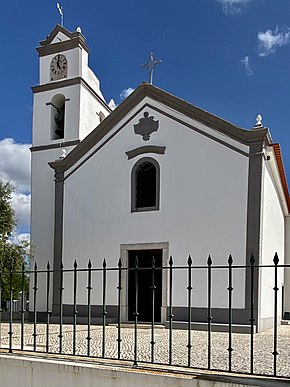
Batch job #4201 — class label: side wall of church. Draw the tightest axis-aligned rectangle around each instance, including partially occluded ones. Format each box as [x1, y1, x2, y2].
[61, 101, 250, 312]
[79, 86, 109, 139]
[285, 216, 290, 316]
[258, 161, 285, 330]
[30, 147, 76, 310]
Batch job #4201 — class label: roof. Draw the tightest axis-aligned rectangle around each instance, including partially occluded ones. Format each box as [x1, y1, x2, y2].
[37, 25, 89, 57]
[49, 82, 271, 173]
[271, 143, 290, 213]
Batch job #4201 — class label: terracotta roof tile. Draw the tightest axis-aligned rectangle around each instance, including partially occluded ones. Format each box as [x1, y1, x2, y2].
[271, 143, 290, 213]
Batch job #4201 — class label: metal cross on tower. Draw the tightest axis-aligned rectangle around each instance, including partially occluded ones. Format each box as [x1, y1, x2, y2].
[56, 3, 64, 26]
[141, 52, 162, 85]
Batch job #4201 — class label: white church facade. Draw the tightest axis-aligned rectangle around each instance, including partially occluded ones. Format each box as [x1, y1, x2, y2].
[30, 25, 290, 332]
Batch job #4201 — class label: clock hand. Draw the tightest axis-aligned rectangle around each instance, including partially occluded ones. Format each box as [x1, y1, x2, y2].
[57, 55, 61, 69]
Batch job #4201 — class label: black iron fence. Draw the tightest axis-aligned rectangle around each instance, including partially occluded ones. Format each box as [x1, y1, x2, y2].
[0, 253, 290, 379]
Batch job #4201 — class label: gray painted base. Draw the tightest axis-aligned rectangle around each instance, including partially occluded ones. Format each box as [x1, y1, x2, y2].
[0, 311, 29, 322]
[170, 306, 255, 325]
[30, 304, 262, 333]
[165, 321, 256, 334]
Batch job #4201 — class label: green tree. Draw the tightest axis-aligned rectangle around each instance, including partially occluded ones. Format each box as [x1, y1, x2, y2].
[0, 180, 29, 307]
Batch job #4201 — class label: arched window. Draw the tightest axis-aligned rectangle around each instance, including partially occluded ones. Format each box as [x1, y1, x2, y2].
[50, 94, 65, 140]
[131, 158, 160, 212]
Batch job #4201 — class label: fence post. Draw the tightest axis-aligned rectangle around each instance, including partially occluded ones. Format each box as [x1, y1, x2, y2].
[133, 256, 139, 366]
[21, 261, 25, 351]
[87, 260, 92, 356]
[102, 259, 107, 358]
[207, 255, 212, 370]
[227, 254, 233, 372]
[117, 258, 122, 359]
[8, 260, 13, 353]
[273, 252, 279, 377]
[33, 262, 38, 352]
[58, 261, 64, 354]
[187, 255, 192, 367]
[73, 260, 78, 355]
[249, 254, 255, 374]
[46, 261, 51, 353]
[168, 255, 173, 365]
[150, 256, 156, 363]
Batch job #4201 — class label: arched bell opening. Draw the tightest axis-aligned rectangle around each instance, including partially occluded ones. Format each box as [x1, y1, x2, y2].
[50, 94, 65, 140]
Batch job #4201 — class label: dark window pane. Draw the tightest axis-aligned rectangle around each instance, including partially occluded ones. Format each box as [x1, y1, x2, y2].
[136, 162, 156, 208]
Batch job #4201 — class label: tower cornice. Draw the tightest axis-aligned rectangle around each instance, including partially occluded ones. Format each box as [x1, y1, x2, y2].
[37, 24, 89, 57]
[31, 76, 111, 112]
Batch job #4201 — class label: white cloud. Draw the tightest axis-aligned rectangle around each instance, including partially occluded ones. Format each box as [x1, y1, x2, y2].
[258, 26, 290, 57]
[241, 56, 254, 76]
[216, 0, 255, 15]
[10, 233, 30, 245]
[120, 87, 134, 101]
[0, 138, 31, 192]
[11, 192, 31, 229]
[0, 138, 31, 230]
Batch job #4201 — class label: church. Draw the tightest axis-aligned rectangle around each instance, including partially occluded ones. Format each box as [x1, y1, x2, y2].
[30, 25, 290, 332]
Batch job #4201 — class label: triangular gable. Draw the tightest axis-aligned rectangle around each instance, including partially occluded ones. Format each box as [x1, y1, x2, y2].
[37, 25, 89, 56]
[49, 82, 271, 173]
[39, 24, 84, 45]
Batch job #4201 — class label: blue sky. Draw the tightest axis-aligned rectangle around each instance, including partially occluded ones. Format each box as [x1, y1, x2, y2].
[0, 0, 290, 235]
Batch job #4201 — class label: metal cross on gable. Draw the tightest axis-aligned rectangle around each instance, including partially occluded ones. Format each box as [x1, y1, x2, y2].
[141, 52, 162, 85]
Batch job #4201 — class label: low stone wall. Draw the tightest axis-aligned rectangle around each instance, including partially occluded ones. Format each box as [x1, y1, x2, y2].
[0, 353, 289, 387]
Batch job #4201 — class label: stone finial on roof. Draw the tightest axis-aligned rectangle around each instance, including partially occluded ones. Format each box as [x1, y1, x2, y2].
[252, 114, 264, 130]
[59, 149, 67, 159]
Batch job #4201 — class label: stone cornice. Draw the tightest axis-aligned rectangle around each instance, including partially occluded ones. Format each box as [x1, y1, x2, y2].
[31, 77, 111, 113]
[37, 38, 89, 57]
[31, 139, 81, 153]
[37, 24, 89, 56]
[48, 83, 271, 175]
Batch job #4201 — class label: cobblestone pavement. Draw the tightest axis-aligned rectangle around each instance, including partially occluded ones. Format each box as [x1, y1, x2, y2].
[0, 323, 289, 377]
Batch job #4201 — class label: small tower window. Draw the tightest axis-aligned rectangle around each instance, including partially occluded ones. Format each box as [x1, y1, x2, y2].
[50, 94, 65, 140]
[131, 158, 160, 212]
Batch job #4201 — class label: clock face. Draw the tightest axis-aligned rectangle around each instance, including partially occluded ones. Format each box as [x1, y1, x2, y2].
[50, 54, 67, 75]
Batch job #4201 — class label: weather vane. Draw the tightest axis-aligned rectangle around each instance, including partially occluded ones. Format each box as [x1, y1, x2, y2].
[141, 52, 162, 85]
[56, 3, 64, 26]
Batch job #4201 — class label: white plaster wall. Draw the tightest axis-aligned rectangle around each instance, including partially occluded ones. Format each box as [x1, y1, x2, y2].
[62, 105, 249, 309]
[32, 86, 81, 145]
[79, 86, 109, 139]
[285, 216, 290, 314]
[0, 354, 267, 387]
[259, 163, 285, 325]
[39, 47, 89, 85]
[84, 67, 103, 99]
[32, 86, 109, 147]
[30, 146, 76, 310]
[31, 43, 109, 309]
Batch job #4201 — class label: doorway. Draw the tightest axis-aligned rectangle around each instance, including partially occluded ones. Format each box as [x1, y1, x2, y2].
[128, 249, 162, 322]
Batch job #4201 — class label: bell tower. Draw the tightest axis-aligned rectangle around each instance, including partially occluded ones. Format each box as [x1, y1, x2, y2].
[30, 25, 111, 281]
[32, 24, 111, 146]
